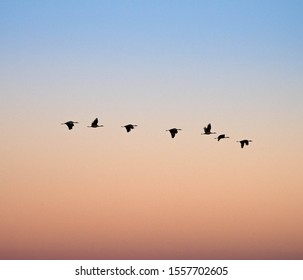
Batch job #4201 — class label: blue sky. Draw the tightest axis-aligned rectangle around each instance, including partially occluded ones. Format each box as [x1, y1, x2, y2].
[1, 0, 302, 103]
[1, 0, 303, 145]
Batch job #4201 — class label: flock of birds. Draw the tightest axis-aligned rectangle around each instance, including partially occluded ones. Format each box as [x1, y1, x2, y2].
[62, 118, 253, 149]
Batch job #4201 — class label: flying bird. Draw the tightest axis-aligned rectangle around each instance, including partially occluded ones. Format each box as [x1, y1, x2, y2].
[61, 121, 78, 130]
[122, 124, 137, 132]
[166, 128, 182, 138]
[215, 134, 230, 141]
[88, 118, 103, 128]
[202, 123, 216, 135]
[237, 139, 252, 148]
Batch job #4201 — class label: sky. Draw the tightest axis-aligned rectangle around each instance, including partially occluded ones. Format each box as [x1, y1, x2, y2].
[1, 0, 303, 259]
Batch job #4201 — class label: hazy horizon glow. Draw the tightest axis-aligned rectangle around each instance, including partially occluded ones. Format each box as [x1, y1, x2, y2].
[1, 0, 303, 259]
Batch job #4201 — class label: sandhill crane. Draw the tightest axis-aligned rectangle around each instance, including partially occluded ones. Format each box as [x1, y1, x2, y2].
[202, 123, 216, 135]
[122, 124, 137, 132]
[88, 118, 103, 128]
[215, 134, 230, 141]
[237, 139, 252, 148]
[61, 121, 78, 130]
[166, 128, 182, 138]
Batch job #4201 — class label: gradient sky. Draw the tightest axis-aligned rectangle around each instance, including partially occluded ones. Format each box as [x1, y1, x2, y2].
[1, 0, 303, 259]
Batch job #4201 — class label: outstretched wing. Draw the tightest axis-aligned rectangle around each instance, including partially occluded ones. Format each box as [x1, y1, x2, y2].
[91, 118, 98, 126]
[66, 122, 74, 130]
[204, 123, 211, 133]
[169, 129, 178, 138]
[125, 125, 131, 132]
[218, 134, 224, 141]
[241, 141, 245, 148]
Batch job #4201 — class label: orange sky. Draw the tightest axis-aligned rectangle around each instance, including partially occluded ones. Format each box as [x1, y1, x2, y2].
[1, 112, 303, 259]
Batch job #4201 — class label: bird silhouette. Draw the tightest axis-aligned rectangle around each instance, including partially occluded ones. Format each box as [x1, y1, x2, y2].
[122, 124, 137, 132]
[202, 123, 216, 135]
[215, 134, 230, 141]
[166, 128, 182, 138]
[61, 121, 78, 130]
[237, 139, 252, 148]
[88, 118, 103, 128]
